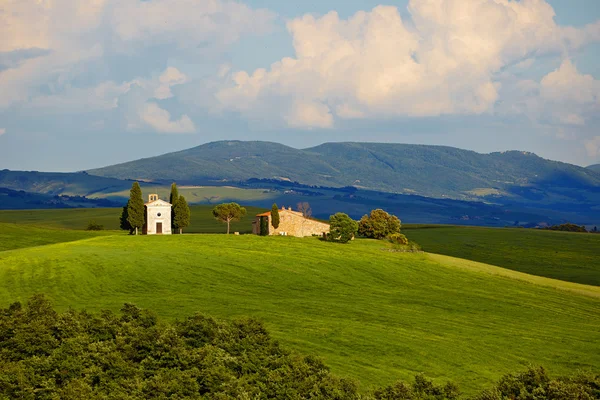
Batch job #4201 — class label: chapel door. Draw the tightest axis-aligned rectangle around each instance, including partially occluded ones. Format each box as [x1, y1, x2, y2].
[156, 222, 163, 234]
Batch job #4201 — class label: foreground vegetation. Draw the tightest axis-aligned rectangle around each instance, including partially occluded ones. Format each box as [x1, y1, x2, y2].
[404, 225, 600, 286]
[0, 232, 598, 393]
[1, 296, 598, 399]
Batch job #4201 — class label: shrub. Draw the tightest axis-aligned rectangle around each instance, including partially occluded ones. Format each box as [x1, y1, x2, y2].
[327, 213, 358, 243]
[358, 209, 401, 239]
[0, 296, 362, 400]
[388, 233, 409, 245]
[86, 220, 104, 231]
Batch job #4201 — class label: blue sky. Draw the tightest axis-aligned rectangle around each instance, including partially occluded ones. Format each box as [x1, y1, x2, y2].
[0, 0, 599, 171]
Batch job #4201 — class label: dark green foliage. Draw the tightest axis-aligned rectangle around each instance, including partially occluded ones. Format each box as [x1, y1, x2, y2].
[85, 220, 103, 231]
[593, 226, 598, 233]
[271, 203, 280, 229]
[472, 366, 600, 400]
[119, 204, 133, 233]
[260, 216, 269, 236]
[373, 374, 460, 400]
[126, 182, 145, 235]
[0, 296, 361, 399]
[544, 223, 588, 232]
[169, 182, 179, 230]
[328, 213, 358, 243]
[173, 195, 191, 234]
[358, 209, 401, 239]
[212, 202, 247, 234]
[388, 233, 408, 245]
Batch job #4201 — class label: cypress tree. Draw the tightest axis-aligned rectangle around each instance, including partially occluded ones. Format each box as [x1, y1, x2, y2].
[127, 182, 145, 235]
[173, 195, 191, 234]
[260, 216, 269, 236]
[169, 183, 179, 230]
[119, 203, 132, 234]
[271, 203, 280, 229]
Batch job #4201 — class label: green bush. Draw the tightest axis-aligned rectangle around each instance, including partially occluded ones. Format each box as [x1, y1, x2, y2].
[85, 220, 104, 231]
[327, 212, 358, 243]
[358, 209, 401, 239]
[388, 233, 409, 245]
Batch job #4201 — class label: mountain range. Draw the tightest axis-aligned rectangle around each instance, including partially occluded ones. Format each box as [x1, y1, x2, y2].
[88, 141, 600, 202]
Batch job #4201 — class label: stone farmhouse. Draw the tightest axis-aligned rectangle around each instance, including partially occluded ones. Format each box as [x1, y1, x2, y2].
[252, 206, 330, 237]
[143, 194, 172, 235]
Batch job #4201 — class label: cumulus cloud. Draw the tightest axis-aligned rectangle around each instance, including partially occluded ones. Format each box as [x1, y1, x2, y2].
[216, 0, 600, 128]
[139, 103, 196, 134]
[0, 0, 274, 112]
[585, 136, 600, 157]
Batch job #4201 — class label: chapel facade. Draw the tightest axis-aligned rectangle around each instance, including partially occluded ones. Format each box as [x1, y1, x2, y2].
[144, 194, 172, 235]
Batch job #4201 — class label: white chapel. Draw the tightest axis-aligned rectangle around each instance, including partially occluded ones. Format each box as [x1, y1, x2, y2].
[144, 194, 172, 235]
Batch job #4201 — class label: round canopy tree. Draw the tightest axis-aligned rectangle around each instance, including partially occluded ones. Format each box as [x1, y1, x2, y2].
[212, 202, 246, 234]
[358, 209, 401, 239]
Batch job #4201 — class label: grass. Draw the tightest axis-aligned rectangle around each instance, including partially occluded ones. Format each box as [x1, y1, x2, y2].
[404, 225, 600, 286]
[0, 223, 113, 252]
[0, 232, 598, 394]
[0, 206, 266, 233]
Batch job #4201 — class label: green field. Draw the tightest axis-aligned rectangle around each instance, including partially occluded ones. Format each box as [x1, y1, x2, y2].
[404, 225, 600, 286]
[0, 223, 112, 252]
[0, 229, 598, 394]
[0, 206, 265, 233]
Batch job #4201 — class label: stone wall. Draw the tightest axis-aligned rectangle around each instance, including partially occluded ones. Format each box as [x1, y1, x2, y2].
[252, 208, 329, 237]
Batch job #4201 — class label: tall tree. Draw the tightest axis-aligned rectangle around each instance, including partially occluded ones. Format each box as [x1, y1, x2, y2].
[169, 183, 179, 230]
[212, 202, 246, 234]
[126, 182, 145, 235]
[271, 203, 280, 229]
[173, 195, 191, 234]
[119, 204, 133, 234]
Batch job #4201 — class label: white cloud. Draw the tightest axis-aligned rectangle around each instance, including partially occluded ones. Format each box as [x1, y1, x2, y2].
[0, 0, 274, 111]
[139, 103, 196, 134]
[216, 1, 600, 129]
[154, 67, 188, 100]
[0, 128, 5, 136]
[585, 136, 600, 157]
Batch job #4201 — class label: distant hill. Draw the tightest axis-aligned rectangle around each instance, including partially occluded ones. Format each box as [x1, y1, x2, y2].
[0, 187, 120, 209]
[588, 164, 600, 173]
[88, 141, 600, 201]
[0, 169, 133, 196]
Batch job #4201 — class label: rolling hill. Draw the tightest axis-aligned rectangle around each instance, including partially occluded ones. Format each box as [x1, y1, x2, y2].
[0, 230, 598, 394]
[87, 141, 600, 201]
[588, 164, 600, 173]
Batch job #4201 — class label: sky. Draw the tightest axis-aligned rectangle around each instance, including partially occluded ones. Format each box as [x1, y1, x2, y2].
[0, 0, 599, 171]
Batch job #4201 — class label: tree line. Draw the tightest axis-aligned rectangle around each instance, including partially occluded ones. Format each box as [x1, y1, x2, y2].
[1, 296, 597, 399]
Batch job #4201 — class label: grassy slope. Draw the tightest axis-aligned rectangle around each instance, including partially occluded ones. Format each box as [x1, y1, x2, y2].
[0, 206, 265, 233]
[0, 223, 112, 252]
[404, 226, 600, 286]
[0, 234, 598, 394]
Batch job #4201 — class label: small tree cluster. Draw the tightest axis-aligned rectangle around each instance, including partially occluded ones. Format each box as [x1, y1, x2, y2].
[85, 220, 104, 231]
[544, 223, 588, 233]
[358, 209, 401, 239]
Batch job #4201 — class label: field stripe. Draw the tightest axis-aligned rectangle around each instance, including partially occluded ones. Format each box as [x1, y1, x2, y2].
[428, 253, 600, 298]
